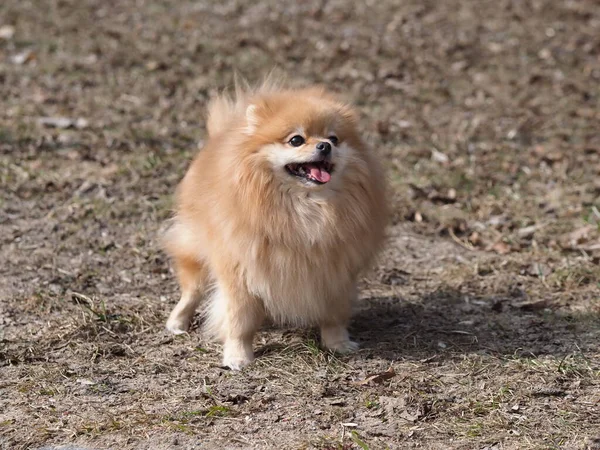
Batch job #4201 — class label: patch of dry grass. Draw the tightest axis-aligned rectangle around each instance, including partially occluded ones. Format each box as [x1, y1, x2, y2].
[2, 0, 600, 448]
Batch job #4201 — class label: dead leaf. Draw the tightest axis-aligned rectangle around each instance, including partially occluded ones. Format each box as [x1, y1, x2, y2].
[468, 231, 481, 245]
[408, 184, 457, 204]
[431, 149, 449, 164]
[354, 366, 396, 385]
[489, 241, 511, 254]
[146, 60, 160, 71]
[379, 396, 429, 423]
[532, 145, 546, 156]
[12, 49, 35, 65]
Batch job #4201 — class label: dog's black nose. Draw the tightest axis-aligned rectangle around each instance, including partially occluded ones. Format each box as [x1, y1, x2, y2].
[316, 141, 331, 156]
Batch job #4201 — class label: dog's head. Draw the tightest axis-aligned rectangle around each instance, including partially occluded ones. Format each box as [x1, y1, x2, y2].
[233, 87, 364, 192]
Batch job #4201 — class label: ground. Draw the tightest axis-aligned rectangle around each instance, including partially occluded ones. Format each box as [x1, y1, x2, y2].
[1, 0, 599, 449]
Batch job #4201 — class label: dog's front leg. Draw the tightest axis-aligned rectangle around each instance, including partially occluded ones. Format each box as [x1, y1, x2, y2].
[205, 275, 265, 370]
[319, 285, 359, 353]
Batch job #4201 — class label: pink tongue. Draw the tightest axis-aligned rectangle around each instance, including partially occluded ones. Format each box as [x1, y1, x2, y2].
[306, 164, 331, 183]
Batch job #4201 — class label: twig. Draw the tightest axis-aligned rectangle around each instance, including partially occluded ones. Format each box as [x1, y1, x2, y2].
[448, 228, 475, 251]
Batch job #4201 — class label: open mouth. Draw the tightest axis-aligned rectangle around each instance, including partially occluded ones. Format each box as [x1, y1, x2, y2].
[285, 160, 334, 184]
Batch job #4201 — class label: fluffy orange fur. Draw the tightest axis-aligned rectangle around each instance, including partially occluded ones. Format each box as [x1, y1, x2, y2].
[164, 82, 387, 369]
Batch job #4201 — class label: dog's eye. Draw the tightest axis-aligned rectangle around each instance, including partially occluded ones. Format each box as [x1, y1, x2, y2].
[288, 135, 305, 147]
[328, 136, 339, 146]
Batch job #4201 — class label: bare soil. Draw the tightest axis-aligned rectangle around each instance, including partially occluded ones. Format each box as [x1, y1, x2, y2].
[1, 0, 599, 449]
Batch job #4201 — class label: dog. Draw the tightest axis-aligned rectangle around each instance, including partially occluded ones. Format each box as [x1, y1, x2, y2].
[163, 80, 387, 369]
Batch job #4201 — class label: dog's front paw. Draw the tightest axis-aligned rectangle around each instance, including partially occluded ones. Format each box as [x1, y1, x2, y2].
[222, 338, 254, 370]
[325, 339, 359, 354]
[222, 354, 254, 370]
[165, 316, 190, 335]
[320, 325, 359, 354]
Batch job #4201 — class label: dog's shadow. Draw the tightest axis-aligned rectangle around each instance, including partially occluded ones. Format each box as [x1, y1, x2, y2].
[190, 286, 598, 364]
[349, 287, 600, 362]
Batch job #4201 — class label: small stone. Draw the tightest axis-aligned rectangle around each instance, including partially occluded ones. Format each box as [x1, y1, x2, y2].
[0, 25, 15, 40]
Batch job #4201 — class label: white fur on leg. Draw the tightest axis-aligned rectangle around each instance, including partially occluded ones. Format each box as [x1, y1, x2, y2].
[203, 285, 261, 370]
[166, 316, 188, 335]
[166, 291, 200, 334]
[222, 337, 254, 370]
[320, 324, 359, 353]
[202, 286, 227, 341]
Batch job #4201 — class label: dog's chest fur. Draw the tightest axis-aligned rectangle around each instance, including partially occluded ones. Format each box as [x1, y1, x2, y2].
[239, 194, 365, 324]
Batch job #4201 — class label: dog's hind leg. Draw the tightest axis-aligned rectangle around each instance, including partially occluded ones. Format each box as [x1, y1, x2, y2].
[166, 256, 210, 334]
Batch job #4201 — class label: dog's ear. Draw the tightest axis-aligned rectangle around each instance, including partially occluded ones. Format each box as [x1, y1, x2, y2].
[245, 98, 272, 135]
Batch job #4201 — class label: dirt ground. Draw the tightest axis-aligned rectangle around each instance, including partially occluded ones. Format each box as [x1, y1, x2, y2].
[1, 0, 599, 449]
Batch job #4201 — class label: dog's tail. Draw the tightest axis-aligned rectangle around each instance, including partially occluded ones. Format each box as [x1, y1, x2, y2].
[206, 72, 284, 138]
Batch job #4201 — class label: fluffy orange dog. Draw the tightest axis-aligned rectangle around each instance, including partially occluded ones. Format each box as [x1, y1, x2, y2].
[164, 81, 387, 369]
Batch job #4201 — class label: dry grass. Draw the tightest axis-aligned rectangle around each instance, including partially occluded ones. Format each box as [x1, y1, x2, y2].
[1, 0, 600, 449]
